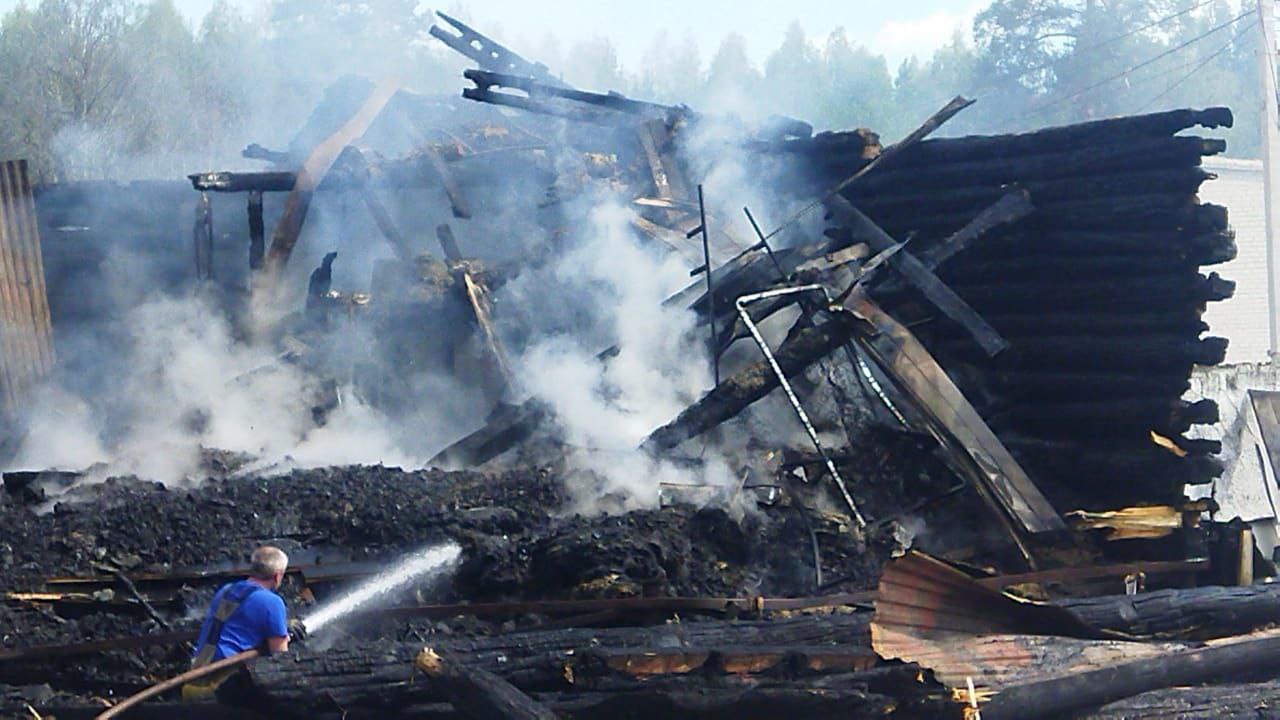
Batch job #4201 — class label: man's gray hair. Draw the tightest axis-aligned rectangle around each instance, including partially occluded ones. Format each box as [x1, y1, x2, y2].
[249, 546, 289, 579]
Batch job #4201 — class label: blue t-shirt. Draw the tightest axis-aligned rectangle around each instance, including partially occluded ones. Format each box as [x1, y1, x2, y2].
[193, 580, 288, 662]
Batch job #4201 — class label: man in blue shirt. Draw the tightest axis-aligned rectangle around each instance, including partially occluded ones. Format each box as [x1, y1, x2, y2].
[183, 546, 291, 700]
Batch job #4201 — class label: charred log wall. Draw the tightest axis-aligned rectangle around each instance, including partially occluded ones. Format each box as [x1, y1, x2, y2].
[812, 108, 1235, 510]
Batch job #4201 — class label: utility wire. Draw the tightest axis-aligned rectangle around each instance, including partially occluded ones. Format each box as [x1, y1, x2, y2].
[1011, 0, 1221, 80]
[1019, 6, 1256, 120]
[1137, 18, 1258, 113]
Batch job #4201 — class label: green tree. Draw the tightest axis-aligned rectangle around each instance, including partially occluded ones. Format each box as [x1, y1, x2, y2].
[704, 32, 762, 117]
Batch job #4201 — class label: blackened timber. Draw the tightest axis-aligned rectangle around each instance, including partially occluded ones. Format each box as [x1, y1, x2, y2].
[427, 146, 472, 219]
[830, 137, 1225, 195]
[845, 292, 1065, 535]
[935, 256, 1200, 284]
[1083, 681, 1280, 719]
[827, 195, 1008, 357]
[361, 187, 414, 262]
[984, 371, 1191, 402]
[877, 107, 1233, 170]
[416, 648, 557, 720]
[942, 273, 1235, 311]
[847, 167, 1214, 217]
[190, 171, 297, 192]
[980, 630, 1280, 720]
[869, 195, 1225, 238]
[465, 70, 679, 121]
[988, 398, 1220, 438]
[641, 318, 856, 452]
[955, 229, 1236, 266]
[429, 400, 550, 468]
[248, 614, 875, 714]
[918, 190, 1034, 268]
[938, 336, 1229, 372]
[429, 12, 559, 83]
[932, 312, 1209, 339]
[262, 78, 400, 282]
[247, 191, 264, 270]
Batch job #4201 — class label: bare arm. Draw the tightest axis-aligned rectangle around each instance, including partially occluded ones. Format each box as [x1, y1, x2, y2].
[267, 635, 289, 654]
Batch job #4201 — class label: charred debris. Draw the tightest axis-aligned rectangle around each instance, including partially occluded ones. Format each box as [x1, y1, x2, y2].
[0, 11, 1268, 720]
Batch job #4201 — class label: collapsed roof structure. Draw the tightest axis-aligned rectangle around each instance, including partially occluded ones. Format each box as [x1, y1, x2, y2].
[0, 12, 1269, 720]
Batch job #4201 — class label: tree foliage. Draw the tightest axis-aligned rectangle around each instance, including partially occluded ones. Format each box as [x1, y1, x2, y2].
[0, 0, 1264, 182]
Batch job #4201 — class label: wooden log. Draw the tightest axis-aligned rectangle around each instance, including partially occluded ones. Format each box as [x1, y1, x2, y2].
[248, 614, 875, 716]
[930, 311, 1209, 340]
[980, 630, 1280, 720]
[1081, 680, 1280, 719]
[827, 195, 1008, 357]
[954, 228, 1234, 262]
[261, 78, 399, 283]
[828, 136, 1225, 194]
[415, 648, 557, 720]
[916, 190, 1034, 269]
[849, 166, 1214, 219]
[247, 191, 265, 271]
[640, 317, 855, 452]
[1057, 583, 1280, 639]
[881, 107, 1232, 169]
[868, 195, 1227, 238]
[983, 370, 1192, 402]
[936, 255, 1199, 284]
[429, 400, 550, 468]
[988, 398, 1219, 438]
[938, 336, 1229, 373]
[941, 273, 1234, 312]
[397, 666, 939, 719]
[193, 192, 213, 280]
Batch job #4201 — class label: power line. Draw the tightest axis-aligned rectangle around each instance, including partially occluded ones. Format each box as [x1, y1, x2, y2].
[1019, 6, 1256, 121]
[1137, 18, 1258, 112]
[1012, 0, 1221, 80]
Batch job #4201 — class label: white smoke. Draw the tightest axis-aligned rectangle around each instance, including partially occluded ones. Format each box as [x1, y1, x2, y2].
[512, 201, 738, 509]
[8, 291, 418, 484]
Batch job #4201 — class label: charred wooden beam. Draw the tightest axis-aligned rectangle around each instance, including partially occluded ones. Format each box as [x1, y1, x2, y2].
[429, 400, 551, 468]
[941, 272, 1234, 312]
[827, 196, 1008, 357]
[430, 12, 560, 84]
[870, 107, 1234, 171]
[848, 167, 1214, 218]
[261, 78, 400, 284]
[248, 614, 875, 715]
[980, 630, 1280, 720]
[1057, 584, 1280, 639]
[640, 317, 855, 453]
[1082, 680, 1280, 719]
[416, 648, 558, 720]
[917, 190, 1034, 268]
[247, 191, 265, 271]
[939, 336, 1229, 373]
[822, 136, 1226, 193]
[844, 293, 1064, 536]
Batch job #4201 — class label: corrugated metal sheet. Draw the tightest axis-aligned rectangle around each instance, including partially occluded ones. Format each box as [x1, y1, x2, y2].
[871, 552, 1187, 691]
[0, 159, 54, 412]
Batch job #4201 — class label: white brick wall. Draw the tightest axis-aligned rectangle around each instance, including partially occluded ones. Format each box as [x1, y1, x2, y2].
[1200, 158, 1270, 364]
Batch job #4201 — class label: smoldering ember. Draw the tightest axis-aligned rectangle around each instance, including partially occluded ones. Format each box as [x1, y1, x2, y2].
[6, 6, 1280, 719]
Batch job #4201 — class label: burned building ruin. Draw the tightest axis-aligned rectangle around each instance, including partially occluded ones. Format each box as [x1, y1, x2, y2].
[0, 12, 1274, 720]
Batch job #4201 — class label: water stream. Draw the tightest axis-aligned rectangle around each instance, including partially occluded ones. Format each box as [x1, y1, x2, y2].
[301, 541, 461, 633]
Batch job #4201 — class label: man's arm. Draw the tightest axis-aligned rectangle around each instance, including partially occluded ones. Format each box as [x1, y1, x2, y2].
[262, 594, 290, 654]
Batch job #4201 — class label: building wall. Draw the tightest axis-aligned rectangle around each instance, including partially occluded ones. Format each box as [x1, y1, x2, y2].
[1199, 158, 1269, 364]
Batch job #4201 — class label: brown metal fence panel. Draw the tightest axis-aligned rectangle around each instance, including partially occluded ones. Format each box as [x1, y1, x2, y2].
[0, 159, 53, 413]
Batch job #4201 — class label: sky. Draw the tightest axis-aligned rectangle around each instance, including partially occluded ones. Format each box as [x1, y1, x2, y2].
[0, 0, 985, 70]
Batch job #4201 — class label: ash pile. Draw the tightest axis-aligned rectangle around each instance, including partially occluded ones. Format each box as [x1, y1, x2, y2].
[0, 13, 1267, 720]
